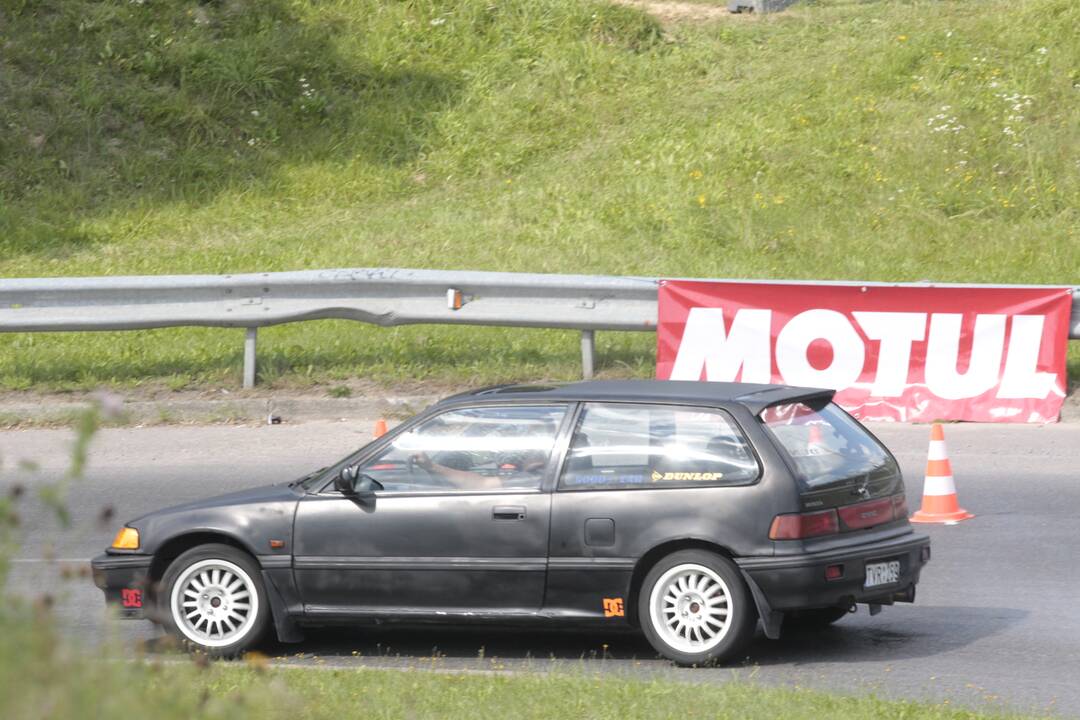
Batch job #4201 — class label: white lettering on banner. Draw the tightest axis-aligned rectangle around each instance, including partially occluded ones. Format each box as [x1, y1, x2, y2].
[999, 315, 1059, 399]
[851, 312, 926, 397]
[924, 314, 1004, 399]
[670, 308, 1057, 400]
[670, 308, 772, 383]
[775, 309, 864, 389]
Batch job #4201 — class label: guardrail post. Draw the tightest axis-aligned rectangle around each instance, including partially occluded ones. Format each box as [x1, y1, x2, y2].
[243, 327, 258, 389]
[580, 330, 595, 379]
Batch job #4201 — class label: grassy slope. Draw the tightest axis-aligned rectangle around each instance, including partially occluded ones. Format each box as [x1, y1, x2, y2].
[0, 0, 1077, 391]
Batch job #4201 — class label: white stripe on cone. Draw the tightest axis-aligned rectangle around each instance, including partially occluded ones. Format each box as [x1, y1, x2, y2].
[927, 440, 948, 461]
[923, 474, 957, 497]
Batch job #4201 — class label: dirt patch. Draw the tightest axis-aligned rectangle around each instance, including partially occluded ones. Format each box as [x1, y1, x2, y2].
[2, 383, 1078, 428]
[611, 0, 751, 24]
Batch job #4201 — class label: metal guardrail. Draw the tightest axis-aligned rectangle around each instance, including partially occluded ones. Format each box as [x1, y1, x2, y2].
[0, 269, 1077, 388]
[0, 269, 658, 387]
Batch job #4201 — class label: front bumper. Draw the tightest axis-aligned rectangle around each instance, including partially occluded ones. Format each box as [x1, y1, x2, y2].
[91, 553, 153, 619]
[737, 531, 931, 611]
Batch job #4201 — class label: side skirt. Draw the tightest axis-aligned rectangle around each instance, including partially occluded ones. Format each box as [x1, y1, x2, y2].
[300, 606, 634, 628]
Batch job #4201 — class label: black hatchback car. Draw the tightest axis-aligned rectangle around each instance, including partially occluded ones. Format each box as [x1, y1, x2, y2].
[93, 380, 930, 665]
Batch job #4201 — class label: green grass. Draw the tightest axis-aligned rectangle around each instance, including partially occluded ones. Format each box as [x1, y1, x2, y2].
[1, 0, 1077, 391]
[0, 606, 1044, 720]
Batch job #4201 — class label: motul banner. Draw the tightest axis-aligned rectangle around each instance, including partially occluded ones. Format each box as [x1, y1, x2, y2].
[657, 281, 1073, 423]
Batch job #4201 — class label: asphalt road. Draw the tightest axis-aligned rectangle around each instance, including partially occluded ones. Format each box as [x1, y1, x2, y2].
[3, 419, 1078, 716]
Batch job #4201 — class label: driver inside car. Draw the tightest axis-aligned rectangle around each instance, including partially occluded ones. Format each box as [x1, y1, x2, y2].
[409, 449, 548, 490]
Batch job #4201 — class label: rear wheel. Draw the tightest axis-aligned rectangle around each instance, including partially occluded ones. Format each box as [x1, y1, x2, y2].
[638, 550, 756, 666]
[161, 544, 269, 657]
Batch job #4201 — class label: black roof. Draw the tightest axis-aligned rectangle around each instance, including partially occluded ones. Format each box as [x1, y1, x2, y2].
[438, 380, 835, 415]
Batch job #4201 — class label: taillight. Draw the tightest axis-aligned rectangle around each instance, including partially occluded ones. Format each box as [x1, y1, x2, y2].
[773, 493, 909, 540]
[892, 493, 909, 519]
[769, 509, 839, 540]
[838, 497, 893, 530]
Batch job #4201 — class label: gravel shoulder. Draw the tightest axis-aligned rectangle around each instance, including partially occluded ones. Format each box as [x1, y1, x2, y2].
[1, 382, 1078, 428]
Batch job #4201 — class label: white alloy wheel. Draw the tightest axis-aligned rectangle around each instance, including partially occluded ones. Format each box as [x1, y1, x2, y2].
[170, 558, 260, 649]
[648, 562, 733, 654]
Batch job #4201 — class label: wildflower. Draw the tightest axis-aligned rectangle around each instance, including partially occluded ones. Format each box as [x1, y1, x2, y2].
[689, 169, 703, 179]
[897, 35, 908, 42]
[697, 195, 706, 207]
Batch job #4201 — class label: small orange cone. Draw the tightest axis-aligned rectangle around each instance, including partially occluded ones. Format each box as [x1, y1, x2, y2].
[910, 424, 973, 524]
[806, 423, 828, 455]
[373, 418, 388, 438]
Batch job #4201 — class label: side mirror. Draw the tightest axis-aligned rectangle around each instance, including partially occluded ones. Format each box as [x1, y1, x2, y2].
[333, 466, 382, 496]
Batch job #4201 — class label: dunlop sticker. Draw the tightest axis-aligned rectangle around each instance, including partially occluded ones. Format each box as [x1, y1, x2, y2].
[651, 470, 724, 482]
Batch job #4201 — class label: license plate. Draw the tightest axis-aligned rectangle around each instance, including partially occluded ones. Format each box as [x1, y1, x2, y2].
[864, 560, 901, 588]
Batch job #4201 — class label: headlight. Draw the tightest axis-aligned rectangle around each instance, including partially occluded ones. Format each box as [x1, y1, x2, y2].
[110, 526, 140, 550]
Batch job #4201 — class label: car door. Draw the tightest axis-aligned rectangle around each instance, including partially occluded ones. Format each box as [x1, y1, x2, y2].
[292, 403, 570, 616]
[545, 402, 763, 619]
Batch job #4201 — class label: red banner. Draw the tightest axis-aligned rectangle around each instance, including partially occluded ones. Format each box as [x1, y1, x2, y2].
[657, 281, 1072, 423]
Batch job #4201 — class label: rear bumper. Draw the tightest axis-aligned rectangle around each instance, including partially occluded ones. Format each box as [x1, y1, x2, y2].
[736, 532, 931, 611]
[91, 553, 153, 619]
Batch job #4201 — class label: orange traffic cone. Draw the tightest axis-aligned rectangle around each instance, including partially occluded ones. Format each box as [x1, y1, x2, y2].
[910, 424, 973, 524]
[373, 418, 388, 438]
[806, 423, 828, 455]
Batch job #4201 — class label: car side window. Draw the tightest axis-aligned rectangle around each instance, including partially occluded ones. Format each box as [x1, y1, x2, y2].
[559, 403, 758, 490]
[357, 405, 567, 493]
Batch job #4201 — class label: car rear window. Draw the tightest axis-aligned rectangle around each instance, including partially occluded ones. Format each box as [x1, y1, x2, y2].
[760, 401, 899, 491]
[559, 403, 759, 489]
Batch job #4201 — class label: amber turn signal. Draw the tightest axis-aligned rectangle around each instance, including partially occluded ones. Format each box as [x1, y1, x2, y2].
[111, 526, 140, 550]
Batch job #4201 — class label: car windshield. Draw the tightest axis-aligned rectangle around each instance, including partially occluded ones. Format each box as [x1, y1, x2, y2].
[760, 401, 898, 490]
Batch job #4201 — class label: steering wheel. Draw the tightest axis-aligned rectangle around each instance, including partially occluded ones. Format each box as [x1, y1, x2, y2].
[406, 454, 454, 488]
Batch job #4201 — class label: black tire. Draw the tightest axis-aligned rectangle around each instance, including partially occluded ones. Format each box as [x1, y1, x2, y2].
[638, 550, 757, 666]
[160, 543, 270, 658]
[782, 606, 850, 632]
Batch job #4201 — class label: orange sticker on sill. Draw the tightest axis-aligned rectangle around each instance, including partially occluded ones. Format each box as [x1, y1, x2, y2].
[603, 597, 624, 618]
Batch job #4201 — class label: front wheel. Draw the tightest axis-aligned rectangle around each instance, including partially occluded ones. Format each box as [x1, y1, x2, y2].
[638, 550, 756, 666]
[161, 543, 269, 657]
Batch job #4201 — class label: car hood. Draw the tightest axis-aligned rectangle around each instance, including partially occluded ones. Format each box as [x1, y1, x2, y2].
[128, 482, 303, 525]
[117, 481, 305, 558]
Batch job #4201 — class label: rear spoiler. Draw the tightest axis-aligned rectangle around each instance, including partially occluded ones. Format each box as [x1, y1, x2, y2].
[733, 386, 836, 416]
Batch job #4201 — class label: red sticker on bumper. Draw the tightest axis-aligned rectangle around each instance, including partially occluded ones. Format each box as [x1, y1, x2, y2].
[121, 588, 143, 608]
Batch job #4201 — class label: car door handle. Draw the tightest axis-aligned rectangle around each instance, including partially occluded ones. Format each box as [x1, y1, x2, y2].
[492, 506, 526, 521]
